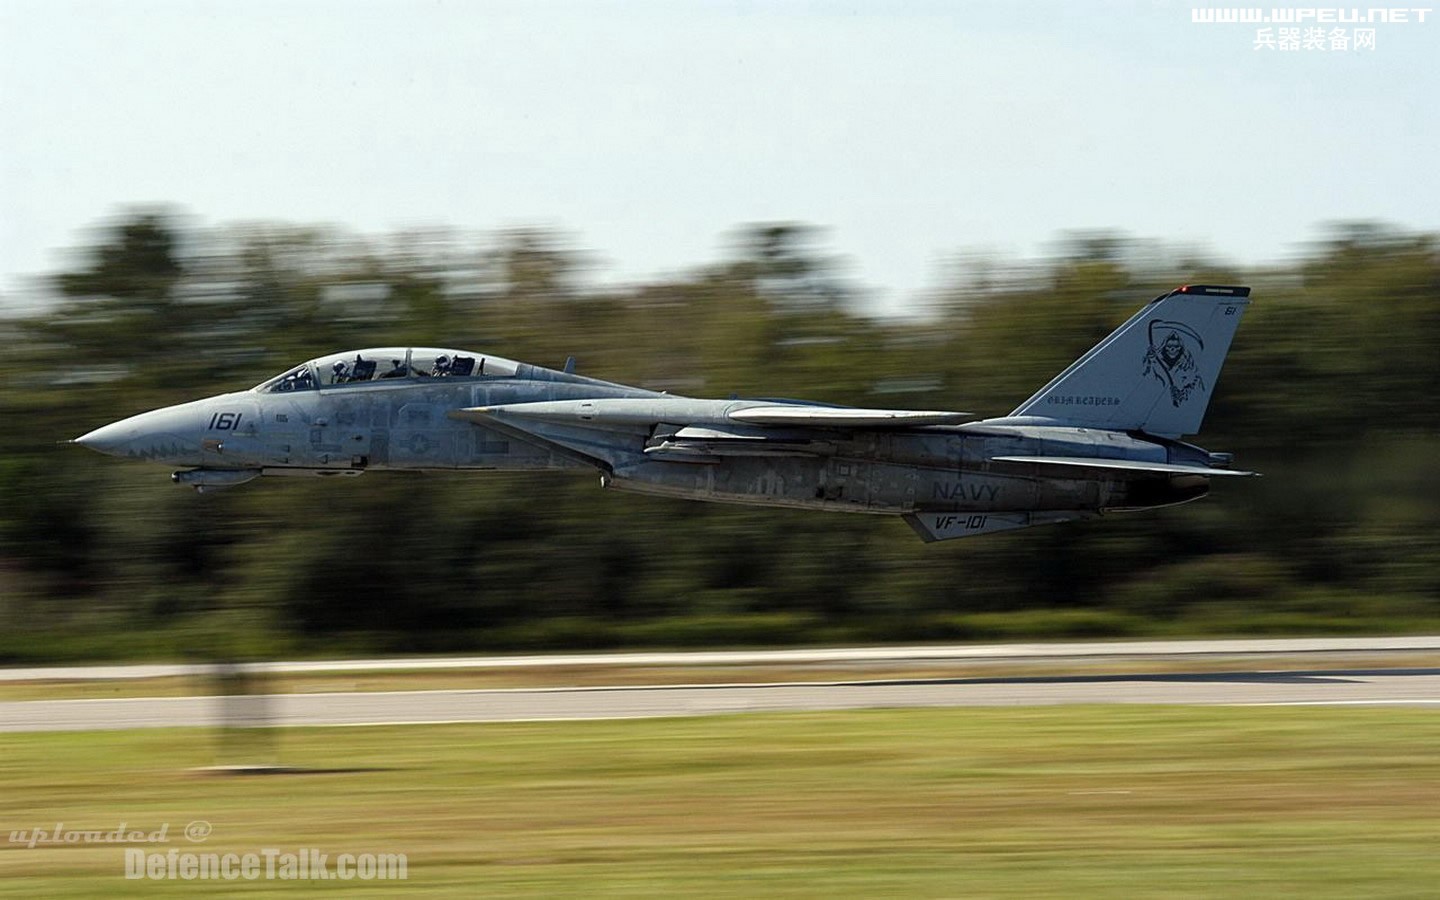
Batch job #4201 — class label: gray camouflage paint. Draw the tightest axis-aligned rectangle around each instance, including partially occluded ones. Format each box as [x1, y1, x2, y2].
[75, 286, 1252, 541]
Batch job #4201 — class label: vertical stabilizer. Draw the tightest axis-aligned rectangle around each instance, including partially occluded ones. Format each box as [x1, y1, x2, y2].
[1008, 285, 1251, 437]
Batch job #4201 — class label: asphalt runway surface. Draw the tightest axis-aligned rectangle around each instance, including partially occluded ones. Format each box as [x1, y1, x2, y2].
[5, 636, 1440, 681]
[3, 668, 1440, 732]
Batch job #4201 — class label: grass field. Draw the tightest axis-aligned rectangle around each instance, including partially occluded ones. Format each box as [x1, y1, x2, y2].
[2, 707, 1439, 897]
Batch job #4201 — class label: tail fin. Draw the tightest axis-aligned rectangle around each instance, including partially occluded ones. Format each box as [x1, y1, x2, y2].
[1008, 285, 1251, 438]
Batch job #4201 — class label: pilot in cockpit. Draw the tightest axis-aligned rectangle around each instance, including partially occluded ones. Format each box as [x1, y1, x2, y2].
[431, 354, 452, 377]
[331, 360, 351, 384]
[280, 367, 314, 391]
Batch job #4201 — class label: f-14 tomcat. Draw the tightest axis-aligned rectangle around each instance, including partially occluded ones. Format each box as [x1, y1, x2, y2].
[74, 285, 1255, 542]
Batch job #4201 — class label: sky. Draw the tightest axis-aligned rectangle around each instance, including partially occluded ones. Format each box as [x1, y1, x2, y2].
[2, 0, 1436, 314]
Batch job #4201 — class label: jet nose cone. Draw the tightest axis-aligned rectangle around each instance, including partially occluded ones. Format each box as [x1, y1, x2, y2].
[72, 404, 205, 465]
[74, 422, 136, 457]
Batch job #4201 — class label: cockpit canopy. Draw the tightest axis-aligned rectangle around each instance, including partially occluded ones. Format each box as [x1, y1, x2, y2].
[256, 347, 520, 393]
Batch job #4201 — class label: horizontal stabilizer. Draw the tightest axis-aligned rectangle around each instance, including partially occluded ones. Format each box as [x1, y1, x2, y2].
[728, 407, 970, 427]
[990, 456, 1256, 477]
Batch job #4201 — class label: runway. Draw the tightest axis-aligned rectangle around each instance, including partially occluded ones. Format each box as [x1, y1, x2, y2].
[4, 635, 1440, 682]
[3, 669, 1439, 732]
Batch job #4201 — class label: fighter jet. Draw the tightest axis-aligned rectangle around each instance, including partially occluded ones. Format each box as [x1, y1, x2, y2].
[74, 284, 1255, 541]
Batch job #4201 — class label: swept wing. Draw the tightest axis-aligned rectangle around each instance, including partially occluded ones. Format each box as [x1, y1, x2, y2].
[450, 398, 970, 464]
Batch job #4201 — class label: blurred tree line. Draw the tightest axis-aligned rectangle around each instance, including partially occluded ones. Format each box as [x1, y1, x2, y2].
[0, 211, 1436, 661]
